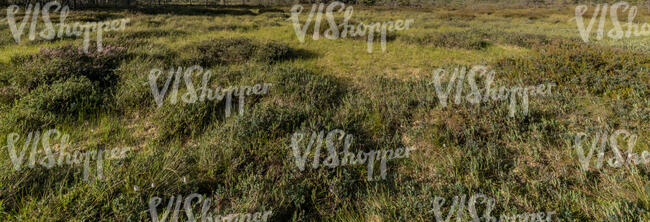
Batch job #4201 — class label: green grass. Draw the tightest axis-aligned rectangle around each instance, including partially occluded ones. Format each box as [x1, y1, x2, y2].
[0, 4, 648, 221]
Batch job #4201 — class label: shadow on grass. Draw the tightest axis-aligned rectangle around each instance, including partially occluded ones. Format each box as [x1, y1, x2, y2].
[128, 5, 284, 16]
[287, 48, 319, 61]
[55, 5, 280, 17]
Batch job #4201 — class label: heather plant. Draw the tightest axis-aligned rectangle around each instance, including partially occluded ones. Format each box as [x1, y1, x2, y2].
[2, 44, 126, 130]
[400, 28, 574, 50]
[0, 4, 648, 222]
[400, 30, 491, 50]
[491, 31, 555, 48]
[179, 38, 294, 66]
[153, 65, 343, 141]
[207, 23, 260, 31]
[494, 39, 650, 98]
[117, 29, 187, 41]
[3, 77, 97, 130]
[9, 45, 125, 92]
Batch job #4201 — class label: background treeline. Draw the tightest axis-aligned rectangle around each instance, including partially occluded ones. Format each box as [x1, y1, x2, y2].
[1, 0, 650, 8]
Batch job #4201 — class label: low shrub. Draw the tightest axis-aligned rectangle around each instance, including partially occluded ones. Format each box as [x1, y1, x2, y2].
[180, 38, 294, 66]
[494, 39, 650, 97]
[402, 28, 575, 49]
[154, 97, 227, 140]
[153, 66, 346, 140]
[10, 45, 125, 93]
[4, 77, 98, 130]
[206, 24, 259, 32]
[496, 32, 552, 48]
[255, 41, 292, 64]
[400, 30, 490, 50]
[116, 29, 187, 41]
[272, 66, 346, 110]
[499, 10, 549, 20]
[436, 11, 478, 21]
[2, 45, 126, 130]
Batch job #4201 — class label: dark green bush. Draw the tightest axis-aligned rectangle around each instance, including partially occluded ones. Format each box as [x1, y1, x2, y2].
[2, 45, 126, 130]
[255, 41, 291, 63]
[180, 38, 294, 66]
[10, 45, 125, 93]
[0, 86, 18, 104]
[207, 24, 259, 31]
[4, 77, 98, 129]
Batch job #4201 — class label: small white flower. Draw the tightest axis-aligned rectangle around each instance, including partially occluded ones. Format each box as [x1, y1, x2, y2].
[133, 185, 139, 191]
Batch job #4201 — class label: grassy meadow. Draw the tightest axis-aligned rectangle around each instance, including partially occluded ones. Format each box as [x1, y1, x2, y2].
[0, 3, 648, 221]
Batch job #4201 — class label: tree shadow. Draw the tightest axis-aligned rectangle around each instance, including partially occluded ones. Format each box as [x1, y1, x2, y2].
[127, 5, 284, 17]
[57, 4, 274, 17]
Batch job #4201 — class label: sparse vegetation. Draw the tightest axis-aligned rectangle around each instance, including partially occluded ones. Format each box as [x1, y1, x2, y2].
[0, 2, 648, 222]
